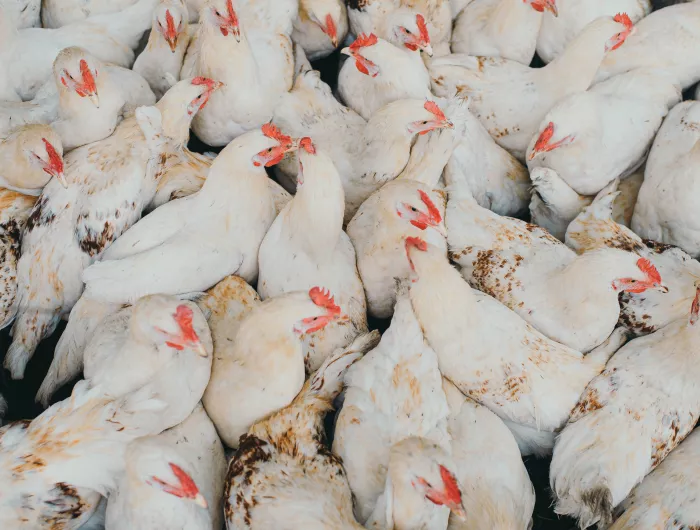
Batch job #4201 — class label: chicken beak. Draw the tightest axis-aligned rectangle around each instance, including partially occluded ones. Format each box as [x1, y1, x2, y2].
[546, 2, 558, 16]
[450, 501, 468, 521]
[340, 47, 351, 57]
[193, 342, 209, 357]
[657, 284, 669, 293]
[423, 43, 434, 57]
[88, 93, 100, 108]
[166, 35, 178, 52]
[56, 172, 68, 188]
[433, 223, 447, 238]
[443, 120, 454, 129]
[193, 493, 208, 509]
[528, 149, 539, 161]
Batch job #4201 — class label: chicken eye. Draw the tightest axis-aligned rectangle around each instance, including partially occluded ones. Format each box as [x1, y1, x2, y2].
[410, 206, 418, 212]
[267, 147, 274, 153]
[422, 121, 428, 125]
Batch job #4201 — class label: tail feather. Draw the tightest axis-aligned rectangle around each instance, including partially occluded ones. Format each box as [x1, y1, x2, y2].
[5, 308, 60, 379]
[36, 298, 121, 407]
[530, 168, 585, 217]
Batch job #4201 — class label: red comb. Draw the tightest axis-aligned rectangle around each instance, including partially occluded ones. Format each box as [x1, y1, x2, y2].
[261, 123, 293, 146]
[170, 463, 199, 498]
[42, 138, 63, 176]
[534, 122, 555, 150]
[405, 236, 428, 252]
[165, 9, 177, 35]
[424, 101, 446, 122]
[418, 190, 442, 224]
[439, 466, 462, 506]
[173, 305, 199, 345]
[308, 287, 341, 316]
[637, 258, 661, 284]
[349, 33, 378, 52]
[416, 14, 430, 44]
[299, 137, 316, 154]
[79, 59, 96, 95]
[614, 13, 633, 30]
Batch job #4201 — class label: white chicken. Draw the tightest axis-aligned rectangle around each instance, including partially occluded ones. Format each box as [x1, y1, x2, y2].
[451, 0, 557, 64]
[293, 0, 348, 60]
[338, 29, 431, 121]
[609, 426, 700, 530]
[225, 332, 456, 530]
[0, 0, 159, 102]
[106, 404, 226, 530]
[1, 47, 156, 150]
[443, 96, 530, 217]
[5, 77, 219, 380]
[448, 187, 668, 353]
[536, 0, 651, 63]
[442, 379, 535, 530]
[258, 141, 367, 371]
[0, 380, 168, 529]
[203, 287, 348, 448]
[429, 14, 635, 160]
[550, 287, 700, 528]
[567, 189, 700, 338]
[527, 69, 681, 196]
[632, 100, 700, 257]
[347, 105, 456, 320]
[406, 236, 623, 456]
[595, 1, 700, 90]
[134, 0, 192, 100]
[188, 0, 298, 146]
[333, 284, 451, 525]
[1, 0, 40, 28]
[0, 125, 64, 330]
[80, 123, 298, 305]
[347, 0, 452, 56]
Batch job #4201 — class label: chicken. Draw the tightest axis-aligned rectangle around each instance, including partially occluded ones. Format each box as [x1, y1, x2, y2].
[106, 404, 226, 530]
[442, 379, 535, 530]
[41, 0, 140, 28]
[0, 125, 64, 328]
[550, 287, 700, 528]
[609, 427, 700, 530]
[223, 332, 379, 530]
[406, 236, 623, 456]
[363, 437, 468, 529]
[347, 103, 456, 320]
[451, 0, 557, 64]
[134, 0, 192, 100]
[347, 0, 452, 56]
[5, 77, 218, 380]
[333, 284, 451, 526]
[80, 123, 298, 305]
[595, 1, 700, 90]
[293, 0, 348, 61]
[0, 380, 168, 529]
[429, 14, 635, 160]
[258, 142, 367, 370]
[338, 29, 431, 121]
[449, 186, 668, 352]
[566, 188, 700, 337]
[0, 0, 159, 102]
[536, 0, 651, 63]
[527, 69, 681, 196]
[273, 73, 452, 223]
[203, 287, 348, 448]
[443, 96, 530, 217]
[1, 0, 40, 28]
[188, 0, 298, 146]
[632, 100, 700, 257]
[1, 47, 157, 150]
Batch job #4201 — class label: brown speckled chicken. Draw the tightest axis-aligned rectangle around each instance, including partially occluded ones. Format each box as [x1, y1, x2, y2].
[223, 331, 379, 530]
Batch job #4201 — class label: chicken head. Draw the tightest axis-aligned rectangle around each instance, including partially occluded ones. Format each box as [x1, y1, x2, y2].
[612, 257, 668, 294]
[528, 121, 575, 161]
[605, 13, 635, 53]
[16, 125, 66, 189]
[396, 189, 445, 236]
[389, 11, 433, 56]
[293, 287, 347, 335]
[58, 53, 99, 108]
[341, 33, 381, 78]
[408, 100, 454, 136]
[154, 1, 188, 53]
[302, 0, 344, 48]
[140, 455, 209, 508]
[205, 0, 240, 41]
[525, 0, 558, 16]
[252, 123, 298, 167]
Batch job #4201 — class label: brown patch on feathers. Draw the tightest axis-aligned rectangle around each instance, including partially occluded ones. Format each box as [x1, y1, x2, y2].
[40, 482, 87, 528]
[25, 196, 55, 233]
[650, 411, 695, 468]
[570, 387, 604, 421]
